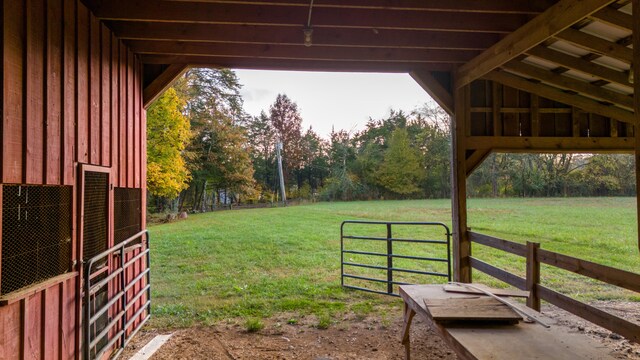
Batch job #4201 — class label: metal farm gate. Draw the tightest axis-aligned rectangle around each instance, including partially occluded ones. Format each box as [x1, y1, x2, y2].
[341, 221, 451, 296]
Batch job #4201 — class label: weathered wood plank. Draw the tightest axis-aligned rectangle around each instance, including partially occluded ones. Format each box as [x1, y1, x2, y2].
[77, 2, 90, 163]
[62, 0, 76, 186]
[120, 41, 127, 187]
[452, 81, 470, 282]
[25, 0, 46, 184]
[466, 136, 634, 152]
[46, 0, 63, 185]
[101, 24, 111, 168]
[127, 50, 135, 188]
[469, 232, 527, 256]
[89, 14, 101, 165]
[3, 0, 25, 183]
[469, 257, 527, 290]
[555, 28, 633, 63]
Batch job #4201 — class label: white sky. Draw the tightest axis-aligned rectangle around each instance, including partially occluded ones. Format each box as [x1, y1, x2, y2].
[234, 70, 433, 138]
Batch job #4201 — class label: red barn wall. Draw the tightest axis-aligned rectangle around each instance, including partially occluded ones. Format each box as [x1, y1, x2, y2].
[1, 0, 147, 358]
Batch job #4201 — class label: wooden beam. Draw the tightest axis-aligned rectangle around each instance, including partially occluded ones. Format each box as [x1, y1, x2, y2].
[139, 55, 455, 73]
[502, 60, 634, 109]
[161, 0, 555, 14]
[465, 149, 491, 175]
[590, 6, 634, 30]
[142, 64, 189, 109]
[526, 46, 632, 88]
[410, 70, 454, 116]
[109, 22, 501, 51]
[455, 0, 615, 88]
[483, 71, 635, 124]
[452, 81, 471, 283]
[555, 29, 633, 63]
[633, 0, 639, 254]
[127, 40, 480, 64]
[87, 0, 529, 33]
[466, 136, 634, 152]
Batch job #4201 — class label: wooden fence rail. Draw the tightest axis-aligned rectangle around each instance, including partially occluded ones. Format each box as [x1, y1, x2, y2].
[468, 231, 640, 343]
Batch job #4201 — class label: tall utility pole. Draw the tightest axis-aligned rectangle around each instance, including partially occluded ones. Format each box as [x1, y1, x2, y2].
[276, 140, 287, 205]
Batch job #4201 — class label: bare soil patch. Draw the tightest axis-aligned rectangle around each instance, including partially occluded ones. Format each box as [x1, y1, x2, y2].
[123, 302, 640, 360]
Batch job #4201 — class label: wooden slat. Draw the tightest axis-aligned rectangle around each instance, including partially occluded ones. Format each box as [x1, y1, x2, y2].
[484, 71, 635, 124]
[77, 2, 90, 163]
[24, 294, 42, 359]
[62, 0, 76, 186]
[46, 0, 63, 185]
[526, 46, 632, 88]
[0, 301, 22, 360]
[537, 285, 640, 343]
[43, 287, 61, 360]
[89, 14, 101, 165]
[134, 57, 140, 188]
[468, 232, 527, 256]
[143, 64, 189, 108]
[410, 70, 453, 116]
[555, 29, 633, 63]
[2, 0, 25, 183]
[101, 24, 111, 167]
[111, 35, 119, 180]
[424, 297, 522, 322]
[503, 60, 634, 110]
[119, 41, 127, 187]
[466, 136, 634, 152]
[526, 242, 541, 311]
[590, 6, 634, 31]
[537, 249, 640, 293]
[25, 0, 46, 184]
[469, 257, 526, 290]
[127, 50, 134, 188]
[455, 0, 615, 87]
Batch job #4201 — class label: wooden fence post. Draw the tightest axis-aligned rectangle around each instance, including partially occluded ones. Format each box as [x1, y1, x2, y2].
[526, 241, 541, 311]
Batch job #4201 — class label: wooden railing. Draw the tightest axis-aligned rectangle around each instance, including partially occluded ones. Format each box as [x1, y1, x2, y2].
[468, 231, 640, 343]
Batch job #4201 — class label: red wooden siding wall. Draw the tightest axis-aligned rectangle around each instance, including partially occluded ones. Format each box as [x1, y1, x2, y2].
[1, 0, 147, 359]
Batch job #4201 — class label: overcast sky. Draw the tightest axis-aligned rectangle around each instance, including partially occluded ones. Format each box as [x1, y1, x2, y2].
[234, 69, 433, 138]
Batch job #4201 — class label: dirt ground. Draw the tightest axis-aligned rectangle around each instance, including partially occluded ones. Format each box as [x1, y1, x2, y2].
[122, 302, 640, 360]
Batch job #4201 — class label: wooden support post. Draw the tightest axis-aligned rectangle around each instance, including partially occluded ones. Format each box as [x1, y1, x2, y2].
[492, 82, 502, 136]
[531, 94, 539, 137]
[633, 0, 640, 253]
[526, 242, 541, 311]
[452, 81, 471, 283]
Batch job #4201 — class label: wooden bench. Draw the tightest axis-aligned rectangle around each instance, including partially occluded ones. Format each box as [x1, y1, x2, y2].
[399, 285, 617, 360]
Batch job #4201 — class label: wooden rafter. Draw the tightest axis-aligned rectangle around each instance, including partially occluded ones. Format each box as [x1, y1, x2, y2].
[109, 22, 501, 51]
[589, 6, 634, 30]
[525, 46, 632, 88]
[484, 70, 635, 124]
[143, 64, 190, 108]
[127, 40, 480, 64]
[455, 0, 616, 88]
[410, 70, 453, 116]
[467, 136, 634, 153]
[555, 29, 633, 63]
[502, 60, 634, 109]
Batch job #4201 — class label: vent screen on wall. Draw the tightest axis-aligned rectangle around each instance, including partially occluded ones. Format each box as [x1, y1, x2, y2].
[114, 188, 142, 246]
[1, 185, 72, 295]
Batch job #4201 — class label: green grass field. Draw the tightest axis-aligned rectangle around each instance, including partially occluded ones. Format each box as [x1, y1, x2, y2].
[148, 198, 640, 328]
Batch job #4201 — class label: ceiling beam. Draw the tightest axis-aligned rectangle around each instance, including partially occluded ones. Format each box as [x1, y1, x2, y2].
[109, 22, 501, 51]
[555, 29, 633, 63]
[466, 136, 634, 152]
[455, 0, 616, 88]
[590, 6, 634, 30]
[502, 60, 634, 109]
[143, 64, 190, 108]
[86, 0, 528, 33]
[484, 70, 635, 123]
[410, 70, 454, 116]
[139, 55, 455, 73]
[525, 46, 632, 87]
[127, 40, 480, 64]
[161, 0, 554, 14]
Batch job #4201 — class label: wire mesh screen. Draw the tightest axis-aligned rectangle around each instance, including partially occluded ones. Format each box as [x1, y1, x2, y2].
[83, 172, 109, 263]
[114, 188, 141, 246]
[2, 185, 72, 295]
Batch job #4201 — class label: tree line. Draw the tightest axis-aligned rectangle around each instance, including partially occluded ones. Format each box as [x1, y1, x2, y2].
[146, 69, 636, 212]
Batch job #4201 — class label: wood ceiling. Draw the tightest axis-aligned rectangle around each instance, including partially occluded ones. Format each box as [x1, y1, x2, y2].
[83, 0, 635, 125]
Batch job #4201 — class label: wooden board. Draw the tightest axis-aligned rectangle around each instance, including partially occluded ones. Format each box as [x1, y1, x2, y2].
[424, 297, 522, 323]
[443, 284, 529, 298]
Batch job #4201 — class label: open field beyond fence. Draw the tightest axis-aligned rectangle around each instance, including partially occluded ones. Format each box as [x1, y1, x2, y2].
[148, 198, 639, 328]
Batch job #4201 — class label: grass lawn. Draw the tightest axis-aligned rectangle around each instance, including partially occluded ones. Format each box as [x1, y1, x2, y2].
[148, 198, 640, 328]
